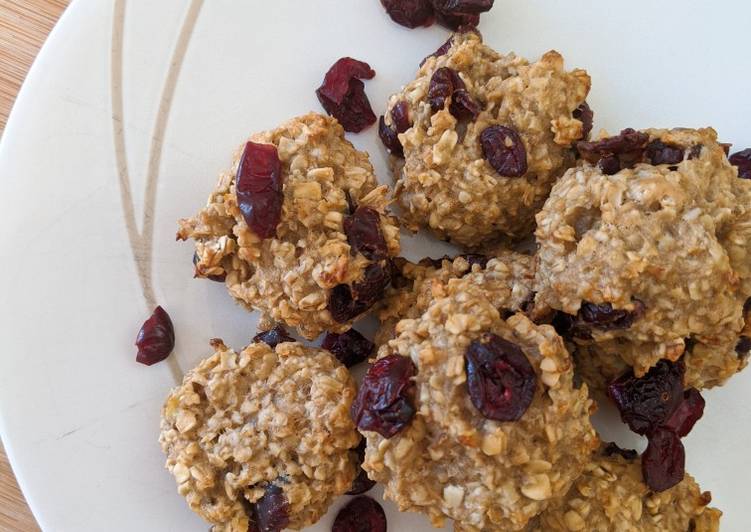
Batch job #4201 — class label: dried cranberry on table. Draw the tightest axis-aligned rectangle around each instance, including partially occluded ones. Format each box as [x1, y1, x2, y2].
[352, 354, 417, 438]
[481, 125, 528, 177]
[321, 328, 375, 368]
[465, 333, 536, 421]
[380, 0, 434, 28]
[641, 428, 686, 492]
[236, 141, 283, 239]
[253, 325, 295, 348]
[316, 58, 376, 133]
[346, 440, 376, 495]
[431, 0, 494, 30]
[344, 206, 388, 261]
[607, 359, 686, 436]
[135, 306, 175, 366]
[729, 148, 751, 179]
[332, 496, 387, 532]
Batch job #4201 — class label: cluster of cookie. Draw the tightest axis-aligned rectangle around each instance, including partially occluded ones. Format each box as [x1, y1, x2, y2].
[161, 31, 749, 531]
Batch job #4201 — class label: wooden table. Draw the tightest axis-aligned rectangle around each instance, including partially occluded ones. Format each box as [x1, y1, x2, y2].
[1, 2, 69, 529]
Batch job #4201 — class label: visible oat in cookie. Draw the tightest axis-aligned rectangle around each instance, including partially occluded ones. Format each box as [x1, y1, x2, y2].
[376, 251, 535, 345]
[159, 339, 360, 531]
[178, 113, 400, 339]
[381, 31, 591, 248]
[536, 127, 751, 385]
[527, 444, 721, 531]
[362, 281, 597, 531]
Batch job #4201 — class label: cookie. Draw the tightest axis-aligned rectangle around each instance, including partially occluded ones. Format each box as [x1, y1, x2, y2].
[159, 339, 360, 531]
[528, 444, 721, 531]
[381, 31, 591, 249]
[178, 113, 400, 339]
[358, 280, 597, 531]
[536, 127, 751, 384]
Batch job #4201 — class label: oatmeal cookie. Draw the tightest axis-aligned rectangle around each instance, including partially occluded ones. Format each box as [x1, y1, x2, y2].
[360, 281, 598, 531]
[159, 339, 360, 531]
[382, 31, 591, 248]
[536, 127, 751, 381]
[527, 444, 721, 531]
[376, 251, 535, 345]
[178, 113, 400, 339]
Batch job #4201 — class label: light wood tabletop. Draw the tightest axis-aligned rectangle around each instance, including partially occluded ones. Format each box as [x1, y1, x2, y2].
[1, 1, 69, 529]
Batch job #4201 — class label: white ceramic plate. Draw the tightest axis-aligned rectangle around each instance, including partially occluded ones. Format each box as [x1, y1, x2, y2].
[1, 1, 750, 530]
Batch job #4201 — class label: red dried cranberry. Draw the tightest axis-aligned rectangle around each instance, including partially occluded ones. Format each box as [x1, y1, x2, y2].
[344, 207, 388, 261]
[729, 148, 751, 179]
[135, 306, 175, 366]
[391, 101, 411, 133]
[352, 355, 416, 438]
[576, 128, 649, 172]
[642, 428, 685, 492]
[465, 333, 536, 421]
[346, 440, 376, 495]
[236, 142, 283, 239]
[332, 496, 387, 532]
[607, 359, 685, 436]
[663, 388, 705, 438]
[450, 89, 480, 120]
[254, 484, 289, 532]
[481, 125, 528, 177]
[316, 58, 377, 133]
[573, 102, 594, 139]
[598, 154, 621, 175]
[380, 0, 434, 28]
[551, 311, 592, 340]
[646, 140, 685, 165]
[428, 67, 461, 112]
[378, 116, 402, 156]
[431, 0, 494, 14]
[322, 329, 374, 368]
[328, 264, 391, 323]
[192, 252, 226, 282]
[434, 9, 480, 29]
[737, 336, 751, 359]
[420, 36, 453, 66]
[603, 442, 638, 461]
[579, 300, 645, 331]
[345, 190, 358, 215]
[253, 325, 295, 348]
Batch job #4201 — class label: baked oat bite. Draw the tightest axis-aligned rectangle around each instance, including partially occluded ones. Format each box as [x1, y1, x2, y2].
[537, 127, 751, 382]
[358, 281, 598, 531]
[527, 444, 722, 532]
[379, 31, 591, 249]
[159, 339, 360, 531]
[376, 251, 535, 345]
[178, 113, 400, 339]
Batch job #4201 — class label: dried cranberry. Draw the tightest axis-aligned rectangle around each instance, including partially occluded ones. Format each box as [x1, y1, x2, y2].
[380, 0, 434, 28]
[481, 125, 528, 177]
[316, 58, 377, 133]
[573, 102, 594, 139]
[236, 142, 283, 239]
[332, 496, 387, 532]
[192, 252, 225, 282]
[378, 116, 402, 156]
[465, 333, 536, 421]
[450, 89, 480, 120]
[254, 484, 289, 532]
[253, 325, 294, 348]
[607, 359, 685, 436]
[736, 336, 751, 359]
[434, 9, 480, 29]
[345, 190, 358, 215]
[431, 0, 494, 14]
[598, 155, 621, 175]
[576, 128, 650, 172]
[603, 442, 638, 461]
[428, 67, 460, 112]
[322, 328, 374, 368]
[420, 36, 453, 66]
[352, 354, 416, 438]
[646, 140, 685, 165]
[688, 144, 703, 159]
[135, 306, 175, 366]
[663, 388, 705, 438]
[579, 300, 645, 331]
[391, 101, 411, 133]
[460, 254, 490, 270]
[346, 440, 376, 495]
[344, 207, 388, 261]
[642, 428, 685, 492]
[328, 264, 391, 323]
[729, 148, 751, 179]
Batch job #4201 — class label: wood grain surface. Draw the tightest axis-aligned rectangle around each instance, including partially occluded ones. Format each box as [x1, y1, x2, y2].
[1, 2, 69, 529]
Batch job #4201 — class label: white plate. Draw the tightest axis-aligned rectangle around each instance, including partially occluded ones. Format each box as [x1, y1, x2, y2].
[1, 0, 750, 530]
